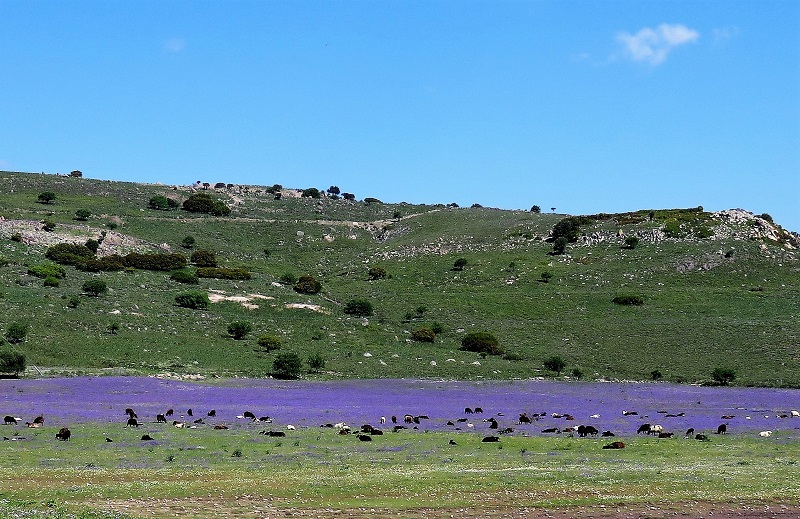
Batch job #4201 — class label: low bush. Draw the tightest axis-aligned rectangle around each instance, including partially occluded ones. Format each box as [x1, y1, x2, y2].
[227, 321, 253, 340]
[78, 255, 125, 272]
[272, 351, 302, 379]
[294, 274, 321, 295]
[175, 291, 210, 309]
[543, 355, 566, 375]
[344, 299, 373, 317]
[182, 192, 231, 216]
[123, 252, 187, 271]
[28, 262, 66, 279]
[0, 348, 26, 374]
[411, 328, 436, 343]
[148, 195, 179, 211]
[170, 269, 199, 284]
[459, 332, 503, 356]
[368, 266, 388, 280]
[74, 209, 91, 221]
[307, 353, 326, 372]
[452, 258, 467, 271]
[624, 236, 639, 249]
[191, 250, 217, 267]
[711, 367, 736, 386]
[43, 276, 60, 288]
[196, 267, 251, 280]
[181, 236, 196, 248]
[279, 272, 297, 285]
[46, 243, 95, 265]
[5, 322, 29, 344]
[612, 294, 644, 306]
[82, 279, 108, 296]
[37, 192, 56, 204]
[257, 335, 283, 353]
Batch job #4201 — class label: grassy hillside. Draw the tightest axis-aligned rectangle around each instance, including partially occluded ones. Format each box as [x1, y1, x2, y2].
[1, 171, 798, 386]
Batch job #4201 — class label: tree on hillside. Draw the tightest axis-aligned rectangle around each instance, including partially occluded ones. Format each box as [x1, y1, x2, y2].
[452, 258, 468, 271]
[327, 186, 340, 195]
[5, 322, 29, 344]
[543, 355, 566, 375]
[82, 279, 108, 297]
[711, 367, 736, 386]
[301, 188, 321, 198]
[74, 209, 91, 221]
[552, 217, 581, 242]
[0, 349, 26, 375]
[294, 274, 322, 295]
[530, 205, 541, 213]
[459, 332, 503, 356]
[272, 352, 303, 379]
[227, 321, 253, 340]
[69, 170, 83, 178]
[37, 192, 56, 204]
[552, 237, 568, 255]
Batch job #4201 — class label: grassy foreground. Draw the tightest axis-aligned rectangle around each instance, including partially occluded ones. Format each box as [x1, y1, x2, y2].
[1, 424, 798, 517]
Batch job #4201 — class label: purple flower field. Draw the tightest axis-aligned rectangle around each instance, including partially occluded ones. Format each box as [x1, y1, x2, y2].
[1, 377, 798, 438]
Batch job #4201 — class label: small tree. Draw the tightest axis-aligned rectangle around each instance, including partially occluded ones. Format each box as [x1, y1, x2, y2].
[552, 237, 568, 255]
[227, 321, 253, 340]
[543, 355, 566, 375]
[650, 370, 663, 381]
[540, 271, 553, 283]
[711, 367, 736, 386]
[530, 205, 541, 213]
[74, 209, 92, 221]
[294, 274, 322, 295]
[453, 258, 468, 271]
[257, 335, 283, 353]
[344, 299, 373, 317]
[459, 332, 503, 356]
[571, 368, 584, 380]
[301, 187, 321, 198]
[69, 170, 83, 178]
[552, 217, 581, 242]
[175, 291, 210, 309]
[5, 322, 29, 344]
[42, 219, 56, 232]
[85, 239, 100, 254]
[0, 349, 26, 375]
[368, 266, 387, 280]
[411, 328, 436, 343]
[612, 294, 644, 306]
[307, 353, 326, 373]
[181, 236, 196, 248]
[82, 279, 108, 296]
[624, 236, 639, 249]
[272, 352, 303, 379]
[108, 322, 120, 335]
[37, 192, 57, 204]
[327, 186, 340, 195]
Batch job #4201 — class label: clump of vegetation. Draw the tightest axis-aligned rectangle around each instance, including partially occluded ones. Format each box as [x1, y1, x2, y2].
[28, 262, 66, 279]
[279, 272, 297, 285]
[182, 192, 231, 216]
[5, 322, 29, 344]
[181, 236, 196, 248]
[196, 267, 251, 280]
[651, 370, 663, 380]
[175, 291, 210, 309]
[41, 219, 57, 232]
[77, 255, 125, 272]
[43, 276, 60, 288]
[301, 187, 321, 198]
[612, 294, 644, 306]
[272, 352, 303, 379]
[191, 250, 217, 267]
[459, 332, 503, 356]
[0, 348, 26, 375]
[411, 328, 436, 343]
[66, 295, 81, 308]
[552, 237, 568, 255]
[624, 236, 639, 249]
[307, 353, 326, 373]
[148, 195, 180, 211]
[46, 243, 95, 266]
[82, 279, 108, 296]
[37, 192, 57, 204]
[227, 321, 253, 340]
[294, 274, 322, 295]
[257, 335, 283, 353]
[711, 367, 736, 386]
[452, 258, 468, 271]
[368, 266, 388, 280]
[543, 355, 566, 375]
[552, 217, 582, 242]
[540, 271, 553, 283]
[170, 269, 199, 284]
[108, 322, 120, 335]
[123, 253, 187, 271]
[74, 209, 92, 221]
[344, 299, 373, 317]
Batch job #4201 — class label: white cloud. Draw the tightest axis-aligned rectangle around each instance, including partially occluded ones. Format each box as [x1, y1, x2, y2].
[164, 38, 187, 53]
[617, 23, 699, 65]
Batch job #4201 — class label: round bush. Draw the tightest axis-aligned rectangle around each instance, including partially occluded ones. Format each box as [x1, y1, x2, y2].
[5, 322, 29, 344]
[411, 328, 436, 343]
[294, 274, 322, 295]
[344, 299, 373, 317]
[28, 262, 66, 279]
[191, 250, 217, 267]
[82, 279, 108, 297]
[0, 348, 26, 374]
[272, 352, 302, 379]
[175, 291, 210, 309]
[612, 294, 644, 306]
[459, 332, 503, 356]
[257, 335, 283, 353]
[368, 266, 387, 280]
[543, 355, 566, 375]
[227, 321, 253, 340]
[170, 270, 199, 284]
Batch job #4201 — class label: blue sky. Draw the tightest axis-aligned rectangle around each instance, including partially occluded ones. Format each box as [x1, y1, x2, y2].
[2, 1, 798, 230]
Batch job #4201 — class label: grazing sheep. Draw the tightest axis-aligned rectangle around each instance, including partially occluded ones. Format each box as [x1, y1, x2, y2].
[261, 430, 285, 437]
[187, 409, 193, 417]
[474, 407, 483, 414]
[141, 434, 154, 441]
[207, 410, 217, 417]
[243, 411, 256, 420]
[165, 409, 174, 417]
[156, 414, 167, 423]
[25, 422, 41, 428]
[716, 423, 728, 435]
[649, 424, 664, 435]
[126, 417, 140, 428]
[602, 441, 625, 449]
[33, 415, 44, 425]
[518, 413, 532, 424]
[695, 434, 709, 441]
[685, 428, 695, 437]
[55, 427, 71, 441]
[380, 416, 386, 424]
[658, 432, 674, 438]
[759, 430, 773, 437]
[124, 408, 136, 418]
[481, 436, 500, 443]
[636, 424, 651, 434]
[3, 416, 17, 425]
[448, 439, 458, 445]
[601, 431, 615, 437]
[357, 434, 372, 442]
[286, 425, 296, 430]
[791, 411, 800, 417]
[258, 416, 271, 422]
[622, 410, 638, 416]
[578, 425, 599, 437]
[213, 425, 229, 430]
[464, 408, 473, 414]
[173, 421, 185, 428]
[541, 427, 559, 434]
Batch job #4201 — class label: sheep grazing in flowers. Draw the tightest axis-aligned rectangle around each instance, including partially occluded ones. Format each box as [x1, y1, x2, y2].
[55, 427, 71, 441]
[759, 430, 773, 437]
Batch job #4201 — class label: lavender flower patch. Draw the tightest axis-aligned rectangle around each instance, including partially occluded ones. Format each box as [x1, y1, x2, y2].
[0, 377, 798, 439]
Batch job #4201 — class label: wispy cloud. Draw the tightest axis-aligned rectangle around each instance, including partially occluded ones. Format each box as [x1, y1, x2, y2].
[616, 24, 699, 65]
[164, 38, 187, 53]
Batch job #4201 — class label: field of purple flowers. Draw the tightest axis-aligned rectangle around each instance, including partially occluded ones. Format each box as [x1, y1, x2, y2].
[2, 377, 798, 439]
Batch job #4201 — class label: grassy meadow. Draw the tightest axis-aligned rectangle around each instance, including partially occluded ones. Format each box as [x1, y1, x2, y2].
[0, 171, 799, 385]
[1, 423, 799, 518]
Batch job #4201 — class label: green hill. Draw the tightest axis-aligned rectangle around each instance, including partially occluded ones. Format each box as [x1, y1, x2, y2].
[1, 171, 798, 386]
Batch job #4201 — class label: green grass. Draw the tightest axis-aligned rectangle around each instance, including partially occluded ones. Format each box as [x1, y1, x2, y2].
[1, 171, 799, 385]
[0, 424, 798, 517]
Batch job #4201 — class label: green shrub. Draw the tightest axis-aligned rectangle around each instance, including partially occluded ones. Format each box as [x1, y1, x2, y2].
[82, 279, 108, 296]
[43, 276, 60, 288]
[170, 269, 199, 284]
[182, 192, 231, 216]
[46, 243, 95, 265]
[0, 348, 26, 374]
[108, 322, 120, 335]
[74, 209, 91, 221]
[5, 322, 29, 344]
[459, 332, 503, 356]
[344, 299, 373, 317]
[663, 219, 684, 238]
[552, 237, 568, 255]
[10, 233, 22, 242]
[368, 266, 388, 280]
[85, 239, 100, 254]
[530, 205, 541, 213]
[571, 368, 584, 380]
[279, 272, 297, 285]
[227, 321, 253, 340]
[181, 235, 196, 248]
[624, 236, 639, 249]
[272, 351, 302, 379]
[37, 192, 56, 204]
[28, 262, 66, 279]
[711, 367, 736, 386]
[452, 258, 467, 271]
[41, 219, 56, 232]
[196, 267, 251, 280]
[148, 195, 179, 211]
[77, 255, 125, 272]
[543, 355, 566, 375]
[294, 274, 322, 295]
[191, 250, 217, 267]
[612, 294, 644, 306]
[552, 217, 581, 242]
[257, 335, 283, 353]
[301, 187, 321, 198]
[123, 252, 187, 271]
[651, 370, 663, 380]
[695, 226, 713, 239]
[540, 271, 553, 283]
[430, 322, 444, 334]
[307, 353, 326, 372]
[175, 291, 210, 309]
[0, 255, 8, 267]
[67, 295, 81, 308]
[364, 197, 382, 205]
[411, 328, 436, 343]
